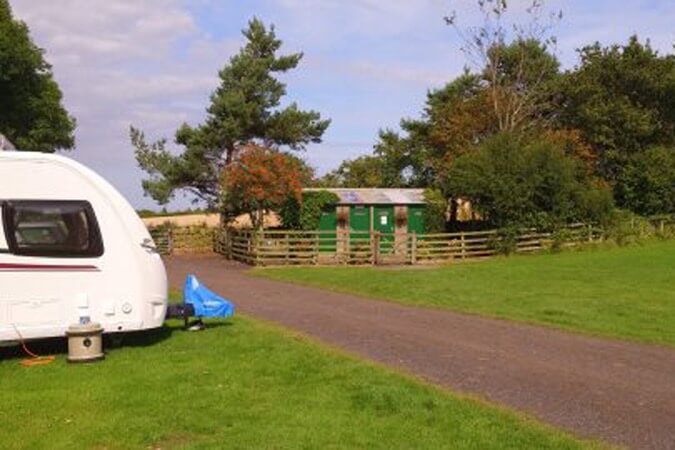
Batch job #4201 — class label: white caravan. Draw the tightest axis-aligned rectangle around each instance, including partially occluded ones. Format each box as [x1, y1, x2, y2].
[0, 151, 167, 344]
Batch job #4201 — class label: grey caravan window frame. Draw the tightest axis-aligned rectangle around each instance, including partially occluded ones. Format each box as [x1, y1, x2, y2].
[1, 200, 104, 258]
[0, 203, 8, 254]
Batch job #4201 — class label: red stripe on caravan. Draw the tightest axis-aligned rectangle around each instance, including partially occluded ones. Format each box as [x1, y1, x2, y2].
[0, 263, 100, 272]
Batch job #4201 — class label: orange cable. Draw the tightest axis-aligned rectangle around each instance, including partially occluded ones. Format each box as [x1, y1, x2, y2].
[11, 324, 55, 367]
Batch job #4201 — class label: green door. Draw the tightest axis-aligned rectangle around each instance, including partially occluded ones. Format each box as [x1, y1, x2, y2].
[349, 205, 371, 258]
[407, 205, 425, 235]
[374, 206, 395, 253]
[374, 206, 394, 234]
[349, 205, 370, 236]
[318, 209, 337, 252]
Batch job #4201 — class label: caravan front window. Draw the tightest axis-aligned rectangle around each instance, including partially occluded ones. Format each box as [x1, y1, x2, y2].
[1, 200, 104, 257]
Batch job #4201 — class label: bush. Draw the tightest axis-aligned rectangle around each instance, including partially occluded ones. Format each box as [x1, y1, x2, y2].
[280, 190, 340, 230]
[487, 226, 520, 255]
[550, 228, 575, 252]
[279, 197, 301, 229]
[446, 133, 614, 229]
[423, 188, 447, 233]
[615, 147, 675, 216]
[603, 209, 656, 246]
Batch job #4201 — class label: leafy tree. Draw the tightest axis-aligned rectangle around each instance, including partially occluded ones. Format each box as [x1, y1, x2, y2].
[445, 133, 613, 229]
[132, 18, 330, 208]
[280, 190, 340, 230]
[445, 0, 562, 132]
[0, 0, 75, 152]
[317, 154, 403, 188]
[423, 72, 494, 165]
[323, 2, 565, 202]
[558, 36, 675, 182]
[362, 73, 492, 194]
[422, 188, 448, 233]
[615, 147, 675, 216]
[222, 145, 310, 230]
[369, 38, 562, 187]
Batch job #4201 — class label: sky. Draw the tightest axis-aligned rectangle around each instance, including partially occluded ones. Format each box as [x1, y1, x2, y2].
[9, 0, 675, 210]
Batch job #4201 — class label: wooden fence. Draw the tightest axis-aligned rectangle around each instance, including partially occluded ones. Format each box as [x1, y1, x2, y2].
[148, 227, 173, 255]
[645, 215, 675, 233]
[212, 224, 603, 266]
[148, 225, 215, 255]
[149, 213, 674, 263]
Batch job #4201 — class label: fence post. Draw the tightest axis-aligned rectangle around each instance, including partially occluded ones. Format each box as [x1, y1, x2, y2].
[255, 229, 262, 266]
[660, 220, 665, 234]
[167, 227, 174, 255]
[227, 230, 233, 260]
[345, 231, 350, 265]
[371, 231, 380, 265]
[411, 231, 417, 265]
[587, 223, 593, 243]
[212, 228, 219, 255]
[460, 232, 466, 260]
[286, 233, 290, 264]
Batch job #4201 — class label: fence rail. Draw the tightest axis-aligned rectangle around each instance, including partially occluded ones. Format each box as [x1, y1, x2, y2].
[211, 223, 604, 267]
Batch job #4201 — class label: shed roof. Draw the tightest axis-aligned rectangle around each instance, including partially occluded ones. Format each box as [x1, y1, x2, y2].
[304, 188, 425, 205]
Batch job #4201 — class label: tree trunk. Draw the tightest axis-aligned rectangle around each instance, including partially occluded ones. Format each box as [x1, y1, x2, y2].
[449, 197, 458, 230]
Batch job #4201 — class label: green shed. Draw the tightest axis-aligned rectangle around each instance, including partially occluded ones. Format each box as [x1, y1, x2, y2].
[308, 188, 427, 236]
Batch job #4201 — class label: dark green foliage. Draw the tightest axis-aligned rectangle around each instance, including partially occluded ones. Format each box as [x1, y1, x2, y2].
[0, 0, 75, 152]
[280, 190, 339, 230]
[485, 39, 561, 91]
[422, 188, 447, 233]
[603, 209, 658, 246]
[482, 39, 562, 131]
[299, 191, 340, 230]
[558, 36, 675, 182]
[446, 133, 613, 229]
[487, 226, 520, 255]
[278, 197, 301, 228]
[132, 18, 330, 207]
[318, 155, 395, 188]
[615, 147, 675, 215]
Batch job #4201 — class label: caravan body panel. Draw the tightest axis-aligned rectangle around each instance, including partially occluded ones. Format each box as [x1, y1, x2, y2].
[0, 152, 167, 343]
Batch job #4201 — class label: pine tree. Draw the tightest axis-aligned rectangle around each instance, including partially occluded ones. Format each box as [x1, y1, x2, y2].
[132, 18, 330, 208]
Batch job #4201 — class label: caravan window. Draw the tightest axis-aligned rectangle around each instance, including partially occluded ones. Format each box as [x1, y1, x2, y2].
[2, 200, 104, 257]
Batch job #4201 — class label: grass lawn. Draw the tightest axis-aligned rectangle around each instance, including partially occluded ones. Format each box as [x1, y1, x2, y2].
[254, 241, 675, 347]
[0, 315, 597, 449]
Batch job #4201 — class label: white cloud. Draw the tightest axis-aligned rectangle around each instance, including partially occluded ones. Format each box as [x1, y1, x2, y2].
[14, 1, 197, 62]
[10, 0, 239, 208]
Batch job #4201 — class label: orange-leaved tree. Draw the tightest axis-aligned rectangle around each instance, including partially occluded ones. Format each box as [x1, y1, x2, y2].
[222, 145, 312, 230]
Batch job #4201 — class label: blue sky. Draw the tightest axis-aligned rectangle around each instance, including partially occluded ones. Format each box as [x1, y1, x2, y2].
[10, 0, 675, 210]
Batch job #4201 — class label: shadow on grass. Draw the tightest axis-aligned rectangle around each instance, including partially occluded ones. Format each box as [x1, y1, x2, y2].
[0, 319, 234, 361]
[0, 336, 68, 360]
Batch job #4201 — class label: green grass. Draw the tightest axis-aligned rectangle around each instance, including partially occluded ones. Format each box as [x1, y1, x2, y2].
[254, 241, 675, 346]
[0, 315, 598, 449]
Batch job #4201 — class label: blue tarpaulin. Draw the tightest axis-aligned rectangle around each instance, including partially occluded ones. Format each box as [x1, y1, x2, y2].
[183, 274, 235, 318]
